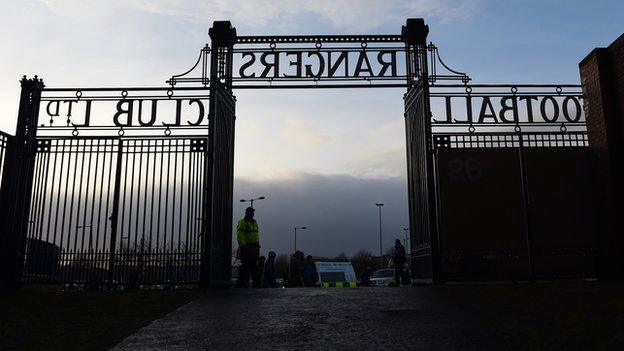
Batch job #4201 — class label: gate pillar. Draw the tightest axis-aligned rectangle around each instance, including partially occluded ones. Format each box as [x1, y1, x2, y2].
[402, 19, 442, 284]
[0, 76, 44, 291]
[580, 35, 624, 280]
[200, 22, 237, 288]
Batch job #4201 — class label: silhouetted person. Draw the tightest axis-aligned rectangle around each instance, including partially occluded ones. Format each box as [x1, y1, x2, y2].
[303, 255, 318, 287]
[236, 207, 260, 288]
[360, 266, 372, 287]
[263, 251, 278, 288]
[401, 265, 411, 286]
[253, 256, 266, 288]
[289, 251, 305, 287]
[392, 239, 406, 287]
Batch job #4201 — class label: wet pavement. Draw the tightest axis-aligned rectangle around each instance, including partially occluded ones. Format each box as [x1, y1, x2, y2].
[113, 284, 624, 350]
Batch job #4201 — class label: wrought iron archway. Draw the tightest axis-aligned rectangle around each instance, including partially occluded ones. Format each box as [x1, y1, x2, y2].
[0, 18, 589, 290]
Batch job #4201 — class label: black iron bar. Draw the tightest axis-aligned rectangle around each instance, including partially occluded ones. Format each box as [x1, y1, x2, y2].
[172, 139, 180, 272]
[156, 140, 165, 282]
[41, 141, 58, 281]
[58, 139, 73, 269]
[232, 83, 408, 89]
[92, 139, 105, 280]
[518, 134, 534, 281]
[38, 145, 54, 281]
[86, 140, 99, 274]
[27, 147, 45, 282]
[128, 140, 138, 263]
[40, 95, 210, 102]
[186, 146, 196, 281]
[431, 83, 581, 88]
[141, 139, 150, 283]
[51, 140, 66, 281]
[74, 140, 87, 261]
[232, 75, 409, 82]
[236, 34, 403, 43]
[193, 141, 201, 282]
[81, 140, 94, 257]
[119, 140, 130, 284]
[41, 143, 57, 248]
[107, 140, 124, 285]
[178, 140, 185, 267]
[232, 47, 406, 53]
[195, 147, 204, 280]
[148, 140, 157, 283]
[101, 140, 115, 276]
[43, 87, 212, 92]
[135, 139, 145, 284]
[27, 150, 43, 244]
[164, 139, 172, 269]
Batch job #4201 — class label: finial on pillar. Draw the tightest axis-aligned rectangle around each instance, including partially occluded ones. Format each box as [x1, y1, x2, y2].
[209, 21, 237, 47]
[20, 75, 45, 89]
[402, 18, 429, 45]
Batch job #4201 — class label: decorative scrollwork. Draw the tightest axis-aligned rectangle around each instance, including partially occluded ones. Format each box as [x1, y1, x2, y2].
[427, 43, 471, 84]
[166, 44, 211, 87]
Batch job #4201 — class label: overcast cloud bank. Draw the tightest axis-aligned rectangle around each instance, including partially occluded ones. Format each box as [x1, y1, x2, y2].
[233, 172, 408, 257]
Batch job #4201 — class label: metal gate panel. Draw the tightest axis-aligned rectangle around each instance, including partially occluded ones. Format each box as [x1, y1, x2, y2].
[111, 138, 206, 285]
[23, 138, 120, 283]
[435, 148, 528, 280]
[23, 136, 207, 285]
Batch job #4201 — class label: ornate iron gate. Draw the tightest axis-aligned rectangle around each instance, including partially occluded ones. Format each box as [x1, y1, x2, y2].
[22, 136, 207, 285]
[429, 84, 592, 281]
[0, 18, 598, 289]
[0, 85, 212, 287]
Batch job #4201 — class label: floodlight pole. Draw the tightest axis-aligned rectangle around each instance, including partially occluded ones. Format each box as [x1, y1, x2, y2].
[376, 203, 384, 264]
[240, 196, 266, 209]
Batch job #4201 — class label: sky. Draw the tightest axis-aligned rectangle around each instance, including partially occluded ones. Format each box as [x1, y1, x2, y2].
[1, 0, 623, 257]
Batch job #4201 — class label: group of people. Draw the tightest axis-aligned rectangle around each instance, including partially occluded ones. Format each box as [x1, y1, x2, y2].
[287, 250, 318, 287]
[235, 206, 320, 288]
[248, 251, 278, 288]
[235, 206, 410, 288]
[236, 207, 318, 288]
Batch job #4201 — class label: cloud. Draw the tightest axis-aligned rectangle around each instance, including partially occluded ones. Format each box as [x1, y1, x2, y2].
[348, 145, 406, 178]
[369, 120, 403, 138]
[234, 171, 408, 257]
[38, 0, 481, 31]
[279, 117, 333, 149]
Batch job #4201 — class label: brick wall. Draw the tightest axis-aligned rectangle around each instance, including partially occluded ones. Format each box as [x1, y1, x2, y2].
[579, 33, 624, 279]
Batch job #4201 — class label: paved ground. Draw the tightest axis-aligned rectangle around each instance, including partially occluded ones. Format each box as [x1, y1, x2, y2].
[113, 283, 624, 350]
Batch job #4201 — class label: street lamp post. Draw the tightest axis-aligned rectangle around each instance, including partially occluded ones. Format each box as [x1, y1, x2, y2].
[294, 226, 307, 252]
[239, 196, 266, 208]
[375, 203, 384, 263]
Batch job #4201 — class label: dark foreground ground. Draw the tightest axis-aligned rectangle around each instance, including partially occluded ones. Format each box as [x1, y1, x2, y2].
[1, 283, 623, 350]
[114, 282, 624, 350]
[0, 287, 199, 350]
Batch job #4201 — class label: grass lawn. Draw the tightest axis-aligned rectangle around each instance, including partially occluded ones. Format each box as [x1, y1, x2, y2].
[0, 287, 200, 350]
